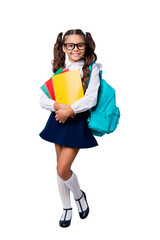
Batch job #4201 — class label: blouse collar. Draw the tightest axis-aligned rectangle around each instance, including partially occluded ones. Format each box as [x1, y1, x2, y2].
[65, 59, 84, 69]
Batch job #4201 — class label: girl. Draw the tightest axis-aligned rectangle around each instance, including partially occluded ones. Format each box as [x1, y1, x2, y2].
[39, 29, 101, 228]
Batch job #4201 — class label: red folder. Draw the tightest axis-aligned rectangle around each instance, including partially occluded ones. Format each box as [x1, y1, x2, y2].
[45, 78, 55, 100]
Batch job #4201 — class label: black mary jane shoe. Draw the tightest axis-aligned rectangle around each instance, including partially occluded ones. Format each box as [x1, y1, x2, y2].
[59, 208, 72, 228]
[75, 190, 89, 219]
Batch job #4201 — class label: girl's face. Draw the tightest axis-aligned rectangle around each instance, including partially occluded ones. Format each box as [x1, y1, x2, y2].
[63, 34, 86, 63]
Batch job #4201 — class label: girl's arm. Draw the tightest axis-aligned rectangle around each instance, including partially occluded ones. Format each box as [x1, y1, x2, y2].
[70, 63, 101, 114]
[39, 91, 56, 111]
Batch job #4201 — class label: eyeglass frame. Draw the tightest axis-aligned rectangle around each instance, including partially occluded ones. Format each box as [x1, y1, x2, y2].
[63, 42, 86, 51]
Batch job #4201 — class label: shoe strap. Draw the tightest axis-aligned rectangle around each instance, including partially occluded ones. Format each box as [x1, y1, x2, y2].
[75, 192, 87, 213]
[63, 208, 72, 221]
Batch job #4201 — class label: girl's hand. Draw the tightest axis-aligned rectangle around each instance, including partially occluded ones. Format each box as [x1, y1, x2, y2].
[54, 103, 76, 123]
[55, 106, 76, 124]
[55, 109, 70, 123]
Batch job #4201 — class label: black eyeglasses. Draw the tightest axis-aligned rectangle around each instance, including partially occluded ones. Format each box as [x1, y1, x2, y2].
[64, 42, 86, 50]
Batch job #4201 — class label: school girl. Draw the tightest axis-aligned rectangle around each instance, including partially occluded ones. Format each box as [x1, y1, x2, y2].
[39, 29, 101, 228]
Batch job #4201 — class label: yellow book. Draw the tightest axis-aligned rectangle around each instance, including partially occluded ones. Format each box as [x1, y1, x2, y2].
[52, 69, 84, 105]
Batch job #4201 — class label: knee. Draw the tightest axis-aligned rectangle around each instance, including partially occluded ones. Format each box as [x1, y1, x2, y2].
[57, 163, 70, 181]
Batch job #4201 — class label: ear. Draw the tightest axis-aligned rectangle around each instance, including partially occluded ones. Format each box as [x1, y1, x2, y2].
[62, 45, 67, 53]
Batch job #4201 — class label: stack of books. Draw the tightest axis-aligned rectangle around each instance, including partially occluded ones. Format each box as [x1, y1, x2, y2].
[40, 68, 84, 105]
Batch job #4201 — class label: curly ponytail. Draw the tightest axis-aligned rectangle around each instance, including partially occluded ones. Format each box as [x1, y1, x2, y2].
[82, 32, 97, 92]
[52, 32, 65, 73]
[51, 29, 97, 93]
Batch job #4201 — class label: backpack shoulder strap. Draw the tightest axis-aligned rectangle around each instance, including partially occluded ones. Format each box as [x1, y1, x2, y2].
[88, 62, 96, 85]
[88, 62, 96, 71]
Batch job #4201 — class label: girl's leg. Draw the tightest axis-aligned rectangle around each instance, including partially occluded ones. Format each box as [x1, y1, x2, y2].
[55, 144, 72, 223]
[54, 143, 63, 162]
[56, 146, 79, 181]
[57, 146, 88, 214]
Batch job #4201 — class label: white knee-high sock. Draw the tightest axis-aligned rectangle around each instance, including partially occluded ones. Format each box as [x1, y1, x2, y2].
[57, 174, 72, 221]
[64, 172, 88, 213]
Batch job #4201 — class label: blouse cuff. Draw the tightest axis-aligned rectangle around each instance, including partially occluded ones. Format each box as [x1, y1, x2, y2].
[70, 105, 77, 114]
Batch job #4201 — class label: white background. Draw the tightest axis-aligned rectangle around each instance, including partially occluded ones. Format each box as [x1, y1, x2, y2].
[0, 0, 160, 239]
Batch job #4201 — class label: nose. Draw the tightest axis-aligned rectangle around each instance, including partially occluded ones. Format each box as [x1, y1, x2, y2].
[74, 45, 79, 50]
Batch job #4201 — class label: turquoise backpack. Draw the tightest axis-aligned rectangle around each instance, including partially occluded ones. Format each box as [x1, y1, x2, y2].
[87, 63, 120, 136]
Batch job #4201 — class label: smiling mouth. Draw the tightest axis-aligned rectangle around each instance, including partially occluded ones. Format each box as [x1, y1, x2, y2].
[72, 53, 80, 57]
[71, 53, 81, 56]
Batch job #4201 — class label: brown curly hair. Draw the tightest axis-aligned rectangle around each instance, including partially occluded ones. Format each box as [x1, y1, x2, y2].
[51, 29, 97, 93]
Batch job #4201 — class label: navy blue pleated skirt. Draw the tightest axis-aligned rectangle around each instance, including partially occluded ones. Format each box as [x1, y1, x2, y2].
[39, 111, 98, 148]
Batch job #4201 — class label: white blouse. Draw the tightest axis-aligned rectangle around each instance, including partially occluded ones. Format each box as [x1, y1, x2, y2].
[39, 59, 102, 114]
